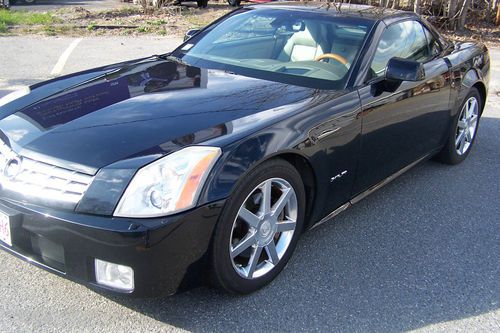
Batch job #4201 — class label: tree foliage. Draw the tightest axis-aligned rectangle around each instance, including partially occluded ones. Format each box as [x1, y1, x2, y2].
[333, 0, 500, 30]
[132, 0, 500, 30]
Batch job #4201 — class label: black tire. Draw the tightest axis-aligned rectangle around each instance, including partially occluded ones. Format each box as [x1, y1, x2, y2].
[435, 87, 482, 165]
[196, 0, 207, 8]
[227, 0, 241, 6]
[210, 159, 306, 294]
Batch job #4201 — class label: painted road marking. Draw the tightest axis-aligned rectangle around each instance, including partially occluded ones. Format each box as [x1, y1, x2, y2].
[50, 38, 83, 76]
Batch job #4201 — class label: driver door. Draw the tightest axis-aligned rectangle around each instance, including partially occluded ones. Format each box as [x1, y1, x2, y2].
[353, 20, 452, 195]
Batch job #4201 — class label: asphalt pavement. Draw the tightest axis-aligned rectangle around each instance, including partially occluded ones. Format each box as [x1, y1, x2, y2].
[0, 36, 498, 332]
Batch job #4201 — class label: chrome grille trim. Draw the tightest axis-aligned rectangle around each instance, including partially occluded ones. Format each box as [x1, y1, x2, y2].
[0, 141, 93, 204]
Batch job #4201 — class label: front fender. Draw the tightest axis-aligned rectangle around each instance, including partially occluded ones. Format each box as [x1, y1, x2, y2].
[197, 89, 363, 226]
[447, 43, 489, 116]
[200, 130, 309, 205]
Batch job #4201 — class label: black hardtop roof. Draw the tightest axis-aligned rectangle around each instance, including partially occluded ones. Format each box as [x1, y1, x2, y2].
[248, 2, 417, 23]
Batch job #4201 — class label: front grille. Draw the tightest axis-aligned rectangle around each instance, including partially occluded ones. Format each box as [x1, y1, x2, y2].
[0, 140, 93, 205]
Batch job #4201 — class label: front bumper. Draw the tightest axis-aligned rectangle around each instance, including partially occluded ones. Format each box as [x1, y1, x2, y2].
[0, 198, 225, 297]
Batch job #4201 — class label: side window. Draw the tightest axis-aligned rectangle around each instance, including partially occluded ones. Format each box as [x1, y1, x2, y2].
[401, 21, 429, 62]
[422, 25, 442, 57]
[369, 23, 406, 78]
[369, 20, 432, 79]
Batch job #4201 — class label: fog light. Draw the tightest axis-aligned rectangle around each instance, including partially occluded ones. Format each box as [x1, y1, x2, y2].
[95, 259, 134, 292]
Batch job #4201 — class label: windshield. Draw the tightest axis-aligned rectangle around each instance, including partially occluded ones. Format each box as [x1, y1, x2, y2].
[172, 8, 373, 90]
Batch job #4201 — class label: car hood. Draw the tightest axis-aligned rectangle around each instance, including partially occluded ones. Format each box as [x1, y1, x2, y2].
[0, 57, 315, 174]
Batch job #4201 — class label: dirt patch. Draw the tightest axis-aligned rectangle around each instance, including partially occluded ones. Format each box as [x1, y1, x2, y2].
[2, 2, 232, 37]
[427, 13, 500, 47]
[439, 25, 500, 48]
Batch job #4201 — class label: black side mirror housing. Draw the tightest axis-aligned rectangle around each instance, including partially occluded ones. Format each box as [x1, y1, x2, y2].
[184, 29, 201, 42]
[386, 57, 425, 82]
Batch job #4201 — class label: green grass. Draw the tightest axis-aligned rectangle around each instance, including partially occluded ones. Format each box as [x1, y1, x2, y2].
[0, 9, 57, 26]
[97, 6, 142, 17]
[87, 21, 96, 31]
[0, 5, 230, 36]
[146, 19, 167, 26]
[43, 25, 56, 36]
[184, 13, 213, 28]
[136, 26, 150, 33]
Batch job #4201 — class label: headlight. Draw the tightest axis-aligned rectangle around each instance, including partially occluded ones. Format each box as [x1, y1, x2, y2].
[114, 146, 221, 218]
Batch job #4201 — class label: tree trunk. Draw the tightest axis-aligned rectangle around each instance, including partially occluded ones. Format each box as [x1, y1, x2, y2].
[496, 2, 500, 25]
[392, 0, 400, 9]
[448, 0, 458, 17]
[458, 0, 472, 30]
[414, 0, 421, 14]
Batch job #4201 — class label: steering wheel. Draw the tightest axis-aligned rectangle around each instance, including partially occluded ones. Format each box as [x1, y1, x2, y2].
[314, 53, 349, 66]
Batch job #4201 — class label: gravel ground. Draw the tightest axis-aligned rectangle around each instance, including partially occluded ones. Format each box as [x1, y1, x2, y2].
[0, 37, 498, 332]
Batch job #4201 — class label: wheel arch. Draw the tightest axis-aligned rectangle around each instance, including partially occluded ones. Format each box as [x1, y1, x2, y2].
[453, 69, 487, 116]
[271, 152, 317, 229]
[201, 144, 319, 230]
[471, 81, 487, 114]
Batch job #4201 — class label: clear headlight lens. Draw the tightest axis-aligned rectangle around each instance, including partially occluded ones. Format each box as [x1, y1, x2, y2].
[114, 146, 221, 218]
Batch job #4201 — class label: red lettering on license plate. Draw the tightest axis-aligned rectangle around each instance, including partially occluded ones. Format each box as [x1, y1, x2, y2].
[0, 214, 11, 246]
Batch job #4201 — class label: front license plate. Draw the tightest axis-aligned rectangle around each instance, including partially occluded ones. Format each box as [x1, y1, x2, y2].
[0, 212, 12, 247]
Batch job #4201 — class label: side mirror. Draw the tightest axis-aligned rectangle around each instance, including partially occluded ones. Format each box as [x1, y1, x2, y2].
[386, 57, 425, 82]
[184, 29, 201, 42]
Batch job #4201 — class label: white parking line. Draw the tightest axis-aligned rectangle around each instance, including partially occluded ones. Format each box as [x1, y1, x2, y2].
[50, 38, 83, 76]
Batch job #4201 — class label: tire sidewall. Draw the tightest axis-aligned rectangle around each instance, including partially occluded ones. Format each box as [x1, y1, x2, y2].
[211, 159, 306, 294]
[196, 0, 207, 8]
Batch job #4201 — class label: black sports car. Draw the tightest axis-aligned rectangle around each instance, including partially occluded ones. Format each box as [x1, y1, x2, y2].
[0, 2, 489, 296]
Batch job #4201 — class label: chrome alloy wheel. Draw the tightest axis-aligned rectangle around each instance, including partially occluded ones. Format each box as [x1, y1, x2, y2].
[456, 96, 479, 155]
[229, 178, 298, 279]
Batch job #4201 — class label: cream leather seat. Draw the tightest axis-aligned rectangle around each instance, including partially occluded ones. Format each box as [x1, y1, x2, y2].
[278, 23, 329, 62]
